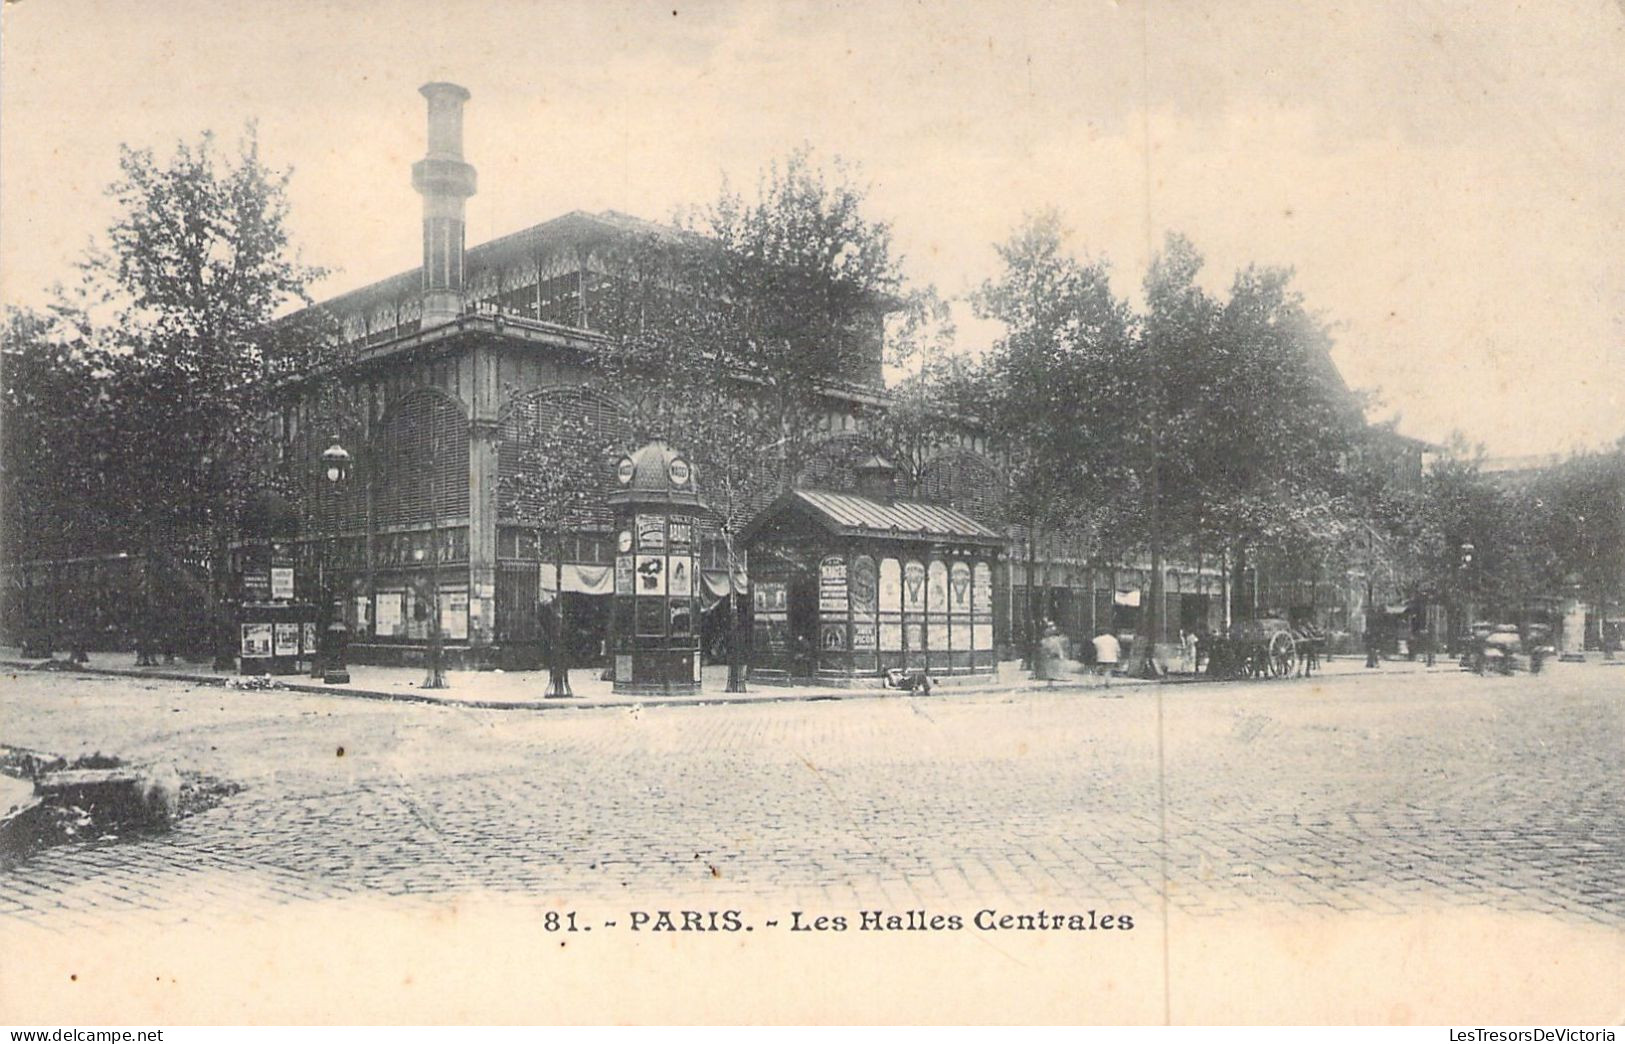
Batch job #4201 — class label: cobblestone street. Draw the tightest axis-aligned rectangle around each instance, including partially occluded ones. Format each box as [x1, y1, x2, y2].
[1, 663, 1621, 1021]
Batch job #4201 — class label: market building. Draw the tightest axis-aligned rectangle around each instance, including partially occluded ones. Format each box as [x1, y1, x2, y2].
[249, 82, 1014, 676]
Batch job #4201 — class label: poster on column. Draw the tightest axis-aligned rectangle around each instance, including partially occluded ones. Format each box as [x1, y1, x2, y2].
[668, 555, 693, 598]
[635, 555, 666, 595]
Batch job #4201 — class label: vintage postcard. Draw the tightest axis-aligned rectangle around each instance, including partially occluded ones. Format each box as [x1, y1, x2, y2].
[1, 0, 1621, 1027]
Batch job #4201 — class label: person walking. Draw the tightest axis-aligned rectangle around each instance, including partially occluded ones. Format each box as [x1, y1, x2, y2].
[1091, 629, 1121, 691]
[1364, 623, 1381, 669]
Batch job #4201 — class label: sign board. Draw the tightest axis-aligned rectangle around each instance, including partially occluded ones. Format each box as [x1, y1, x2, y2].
[243, 568, 271, 599]
[274, 622, 300, 657]
[852, 622, 878, 650]
[241, 622, 273, 658]
[667, 516, 694, 548]
[270, 567, 295, 600]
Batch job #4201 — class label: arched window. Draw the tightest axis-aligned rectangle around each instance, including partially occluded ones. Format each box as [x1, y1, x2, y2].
[374, 389, 470, 528]
[497, 385, 633, 529]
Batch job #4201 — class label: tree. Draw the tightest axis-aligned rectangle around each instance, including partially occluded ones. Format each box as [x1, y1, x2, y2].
[969, 212, 1136, 662]
[70, 124, 323, 666]
[500, 391, 606, 696]
[595, 149, 905, 691]
[1529, 445, 1625, 654]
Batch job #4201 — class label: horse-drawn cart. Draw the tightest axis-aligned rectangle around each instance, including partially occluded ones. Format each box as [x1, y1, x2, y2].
[1204, 617, 1298, 680]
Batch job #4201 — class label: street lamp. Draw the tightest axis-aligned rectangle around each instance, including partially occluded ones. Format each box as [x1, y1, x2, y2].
[321, 440, 351, 685]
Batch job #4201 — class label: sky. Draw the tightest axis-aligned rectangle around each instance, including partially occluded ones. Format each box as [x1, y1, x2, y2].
[3, 0, 1622, 456]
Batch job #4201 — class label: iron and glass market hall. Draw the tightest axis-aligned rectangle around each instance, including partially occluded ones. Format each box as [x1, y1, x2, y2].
[257, 82, 1016, 683]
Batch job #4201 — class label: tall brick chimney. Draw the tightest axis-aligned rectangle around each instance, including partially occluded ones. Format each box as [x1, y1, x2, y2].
[411, 82, 477, 329]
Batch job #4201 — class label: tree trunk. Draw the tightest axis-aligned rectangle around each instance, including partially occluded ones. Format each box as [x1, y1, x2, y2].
[725, 542, 747, 692]
[1137, 457, 1165, 678]
[1023, 522, 1041, 670]
[546, 522, 573, 697]
[211, 522, 235, 671]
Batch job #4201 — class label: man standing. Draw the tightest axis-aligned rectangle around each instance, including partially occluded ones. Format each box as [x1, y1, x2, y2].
[1092, 629, 1121, 690]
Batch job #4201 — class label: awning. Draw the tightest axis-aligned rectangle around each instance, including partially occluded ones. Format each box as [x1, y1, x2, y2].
[539, 563, 614, 600]
[700, 566, 749, 609]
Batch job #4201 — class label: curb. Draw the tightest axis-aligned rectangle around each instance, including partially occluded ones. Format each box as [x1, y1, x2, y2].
[5, 657, 1116, 712]
[1, 654, 1538, 713]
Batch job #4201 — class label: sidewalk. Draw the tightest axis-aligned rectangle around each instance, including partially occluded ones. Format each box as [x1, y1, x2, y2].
[1, 648, 1104, 711]
[0, 645, 1543, 712]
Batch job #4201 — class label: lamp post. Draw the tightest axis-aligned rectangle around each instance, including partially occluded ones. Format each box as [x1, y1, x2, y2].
[321, 440, 351, 684]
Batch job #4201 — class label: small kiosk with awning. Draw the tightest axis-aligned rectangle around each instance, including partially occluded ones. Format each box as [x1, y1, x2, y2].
[740, 463, 1006, 685]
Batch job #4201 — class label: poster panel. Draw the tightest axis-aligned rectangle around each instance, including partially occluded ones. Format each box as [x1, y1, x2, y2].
[973, 561, 993, 611]
[850, 555, 877, 617]
[301, 621, 317, 655]
[274, 622, 300, 657]
[375, 591, 404, 635]
[667, 516, 694, 548]
[636, 514, 666, 550]
[879, 558, 901, 610]
[928, 620, 950, 650]
[820, 623, 846, 650]
[635, 555, 667, 595]
[754, 581, 786, 615]
[951, 619, 972, 652]
[668, 555, 694, 598]
[879, 622, 903, 651]
[441, 589, 468, 641]
[950, 561, 972, 613]
[852, 622, 878, 650]
[819, 555, 848, 613]
[903, 561, 926, 611]
[636, 598, 666, 636]
[615, 555, 635, 595]
[240, 622, 272, 658]
[669, 598, 692, 636]
[927, 560, 948, 612]
[270, 567, 294, 600]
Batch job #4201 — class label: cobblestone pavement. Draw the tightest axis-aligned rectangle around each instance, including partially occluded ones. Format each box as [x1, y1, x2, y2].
[0, 663, 1621, 929]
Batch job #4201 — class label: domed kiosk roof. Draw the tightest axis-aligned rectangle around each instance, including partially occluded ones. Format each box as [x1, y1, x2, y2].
[606, 440, 706, 510]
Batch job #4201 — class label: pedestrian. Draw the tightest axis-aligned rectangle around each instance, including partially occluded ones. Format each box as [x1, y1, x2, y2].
[1363, 625, 1380, 669]
[1421, 624, 1437, 668]
[1091, 629, 1121, 691]
[1036, 622, 1069, 684]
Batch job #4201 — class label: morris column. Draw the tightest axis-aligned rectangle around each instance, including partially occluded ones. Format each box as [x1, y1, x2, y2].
[608, 442, 709, 696]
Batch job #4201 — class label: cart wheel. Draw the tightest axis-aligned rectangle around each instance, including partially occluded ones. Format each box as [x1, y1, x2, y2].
[1269, 632, 1295, 677]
